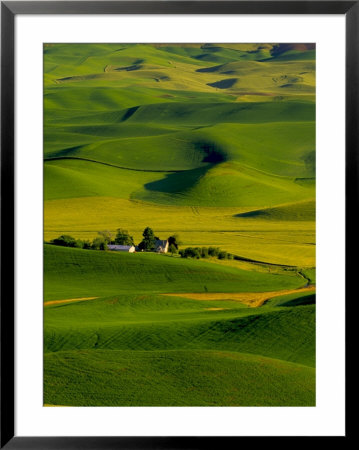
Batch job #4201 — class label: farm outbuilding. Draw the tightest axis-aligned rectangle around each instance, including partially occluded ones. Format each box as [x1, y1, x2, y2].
[155, 240, 169, 253]
[108, 245, 135, 252]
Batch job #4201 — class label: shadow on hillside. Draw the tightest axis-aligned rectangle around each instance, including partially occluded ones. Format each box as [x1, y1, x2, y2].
[142, 166, 209, 197]
[114, 64, 143, 72]
[234, 209, 268, 219]
[49, 144, 85, 158]
[195, 140, 227, 163]
[207, 78, 238, 89]
[141, 140, 227, 198]
[121, 106, 140, 121]
[196, 64, 224, 73]
[279, 294, 316, 307]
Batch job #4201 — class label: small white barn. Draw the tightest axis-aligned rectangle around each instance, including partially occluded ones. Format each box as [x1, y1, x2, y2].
[108, 245, 135, 252]
[155, 239, 169, 253]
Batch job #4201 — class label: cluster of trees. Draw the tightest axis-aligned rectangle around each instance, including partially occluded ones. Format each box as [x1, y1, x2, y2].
[49, 232, 234, 261]
[168, 235, 181, 255]
[49, 233, 109, 250]
[49, 229, 136, 251]
[138, 227, 156, 251]
[112, 227, 181, 254]
[49, 232, 234, 260]
[113, 229, 134, 246]
[135, 228, 181, 254]
[179, 246, 234, 260]
[49, 227, 182, 254]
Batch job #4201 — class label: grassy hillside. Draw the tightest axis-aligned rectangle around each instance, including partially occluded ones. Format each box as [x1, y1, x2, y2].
[44, 245, 315, 406]
[44, 246, 315, 406]
[44, 350, 315, 406]
[44, 290, 315, 366]
[44, 245, 304, 301]
[44, 43, 316, 406]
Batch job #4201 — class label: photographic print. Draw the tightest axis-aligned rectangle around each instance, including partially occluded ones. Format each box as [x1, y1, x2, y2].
[43, 43, 316, 407]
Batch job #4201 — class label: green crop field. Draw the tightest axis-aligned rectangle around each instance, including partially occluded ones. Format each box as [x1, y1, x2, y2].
[44, 43, 316, 406]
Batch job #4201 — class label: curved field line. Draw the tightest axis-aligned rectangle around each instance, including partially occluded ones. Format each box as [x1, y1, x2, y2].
[44, 156, 187, 173]
[232, 254, 297, 268]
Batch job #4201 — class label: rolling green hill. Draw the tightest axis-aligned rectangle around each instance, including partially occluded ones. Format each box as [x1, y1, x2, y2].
[44, 286, 314, 367]
[44, 246, 315, 406]
[44, 43, 316, 406]
[44, 350, 315, 406]
[236, 199, 316, 221]
[44, 43, 315, 265]
[44, 244, 304, 301]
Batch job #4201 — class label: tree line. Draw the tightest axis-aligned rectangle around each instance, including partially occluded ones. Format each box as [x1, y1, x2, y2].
[179, 246, 234, 260]
[48, 228, 234, 260]
[48, 227, 181, 254]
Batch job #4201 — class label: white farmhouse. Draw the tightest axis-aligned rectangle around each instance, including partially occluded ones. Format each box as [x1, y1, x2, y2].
[108, 245, 135, 252]
[155, 239, 169, 253]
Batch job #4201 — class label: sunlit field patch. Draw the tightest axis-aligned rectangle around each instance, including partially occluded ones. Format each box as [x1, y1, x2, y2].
[162, 285, 316, 308]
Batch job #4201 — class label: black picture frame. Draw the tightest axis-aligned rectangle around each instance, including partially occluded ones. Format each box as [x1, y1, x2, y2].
[1, 1, 356, 447]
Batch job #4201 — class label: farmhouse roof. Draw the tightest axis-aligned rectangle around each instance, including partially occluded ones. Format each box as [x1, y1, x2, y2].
[155, 240, 168, 247]
[108, 245, 134, 251]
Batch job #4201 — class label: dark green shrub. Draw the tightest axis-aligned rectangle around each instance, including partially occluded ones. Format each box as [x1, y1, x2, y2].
[82, 240, 92, 250]
[201, 247, 209, 258]
[51, 235, 77, 248]
[218, 251, 227, 260]
[114, 229, 134, 246]
[91, 236, 107, 250]
[138, 227, 156, 251]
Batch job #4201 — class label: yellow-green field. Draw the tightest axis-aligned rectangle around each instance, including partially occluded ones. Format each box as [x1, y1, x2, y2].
[44, 197, 315, 266]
